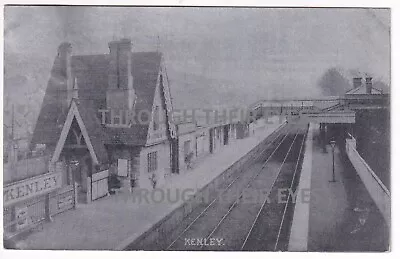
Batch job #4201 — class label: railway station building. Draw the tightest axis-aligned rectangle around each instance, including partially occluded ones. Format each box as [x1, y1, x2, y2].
[31, 39, 179, 199]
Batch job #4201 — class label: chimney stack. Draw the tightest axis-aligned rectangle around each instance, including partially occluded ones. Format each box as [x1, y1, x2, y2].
[56, 42, 74, 105]
[107, 38, 135, 111]
[365, 77, 373, 94]
[108, 38, 133, 90]
[57, 42, 73, 86]
[352, 77, 362, 89]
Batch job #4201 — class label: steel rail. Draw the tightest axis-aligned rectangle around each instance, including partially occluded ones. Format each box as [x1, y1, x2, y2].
[240, 129, 301, 250]
[205, 130, 299, 242]
[166, 127, 289, 250]
[273, 125, 307, 251]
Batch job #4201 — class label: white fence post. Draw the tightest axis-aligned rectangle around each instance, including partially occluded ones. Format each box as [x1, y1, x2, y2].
[87, 177, 92, 203]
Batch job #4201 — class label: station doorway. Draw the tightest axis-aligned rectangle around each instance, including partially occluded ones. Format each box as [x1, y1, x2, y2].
[223, 125, 229, 145]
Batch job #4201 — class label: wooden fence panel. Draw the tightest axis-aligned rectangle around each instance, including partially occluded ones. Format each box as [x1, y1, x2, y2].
[91, 170, 109, 201]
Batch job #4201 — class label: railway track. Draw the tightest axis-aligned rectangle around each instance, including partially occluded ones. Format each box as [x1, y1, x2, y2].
[273, 124, 308, 251]
[162, 126, 292, 249]
[241, 124, 308, 251]
[159, 123, 308, 251]
[126, 123, 308, 251]
[205, 125, 305, 251]
[127, 123, 291, 250]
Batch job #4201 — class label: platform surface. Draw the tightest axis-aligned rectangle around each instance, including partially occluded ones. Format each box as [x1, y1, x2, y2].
[306, 124, 389, 251]
[13, 118, 286, 250]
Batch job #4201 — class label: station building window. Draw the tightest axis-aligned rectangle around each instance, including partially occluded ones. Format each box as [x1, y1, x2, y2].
[147, 151, 158, 172]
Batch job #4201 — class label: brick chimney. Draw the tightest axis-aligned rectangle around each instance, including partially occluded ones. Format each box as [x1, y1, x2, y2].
[365, 77, 373, 94]
[56, 42, 74, 106]
[352, 77, 362, 89]
[107, 38, 135, 111]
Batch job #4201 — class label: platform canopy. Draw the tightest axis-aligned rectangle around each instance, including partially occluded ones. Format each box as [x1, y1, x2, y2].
[301, 109, 355, 124]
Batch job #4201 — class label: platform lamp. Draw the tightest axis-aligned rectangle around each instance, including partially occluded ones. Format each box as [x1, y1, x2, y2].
[329, 140, 336, 183]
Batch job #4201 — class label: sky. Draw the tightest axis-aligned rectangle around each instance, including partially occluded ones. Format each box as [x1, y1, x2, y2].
[3, 6, 390, 138]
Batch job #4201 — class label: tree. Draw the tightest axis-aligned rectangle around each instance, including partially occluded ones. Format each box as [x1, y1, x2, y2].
[318, 68, 351, 96]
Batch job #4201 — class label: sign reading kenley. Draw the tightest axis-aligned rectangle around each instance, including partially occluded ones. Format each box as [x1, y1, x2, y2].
[4, 172, 62, 207]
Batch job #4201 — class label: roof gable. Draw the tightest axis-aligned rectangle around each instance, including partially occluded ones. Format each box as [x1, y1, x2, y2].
[346, 86, 383, 95]
[145, 77, 169, 145]
[51, 100, 107, 165]
[31, 50, 163, 149]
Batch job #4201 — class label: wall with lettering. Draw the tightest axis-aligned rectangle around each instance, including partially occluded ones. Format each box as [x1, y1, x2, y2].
[3, 172, 62, 207]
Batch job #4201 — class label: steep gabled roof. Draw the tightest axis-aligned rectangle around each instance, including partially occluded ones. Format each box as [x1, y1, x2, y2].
[31, 51, 163, 149]
[50, 99, 109, 165]
[74, 99, 109, 163]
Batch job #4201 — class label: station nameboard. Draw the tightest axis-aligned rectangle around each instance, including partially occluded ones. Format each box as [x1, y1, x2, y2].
[3, 172, 62, 207]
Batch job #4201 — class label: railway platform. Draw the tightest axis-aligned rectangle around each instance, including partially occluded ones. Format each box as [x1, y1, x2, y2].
[289, 123, 389, 251]
[10, 118, 286, 250]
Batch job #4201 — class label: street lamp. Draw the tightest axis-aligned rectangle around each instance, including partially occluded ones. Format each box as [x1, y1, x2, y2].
[329, 140, 336, 183]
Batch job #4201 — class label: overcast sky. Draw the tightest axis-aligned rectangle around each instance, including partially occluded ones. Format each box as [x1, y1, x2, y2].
[4, 6, 390, 113]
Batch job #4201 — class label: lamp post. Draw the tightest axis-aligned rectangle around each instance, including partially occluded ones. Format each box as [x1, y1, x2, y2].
[329, 140, 336, 183]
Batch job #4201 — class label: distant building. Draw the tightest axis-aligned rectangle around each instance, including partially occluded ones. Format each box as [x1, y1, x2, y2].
[31, 39, 178, 193]
[342, 77, 388, 108]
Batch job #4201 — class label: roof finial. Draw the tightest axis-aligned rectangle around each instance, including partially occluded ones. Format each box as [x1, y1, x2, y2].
[74, 77, 79, 89]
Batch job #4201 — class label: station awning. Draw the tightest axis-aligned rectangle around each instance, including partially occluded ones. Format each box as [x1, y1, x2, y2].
[302, 110, 356, 124]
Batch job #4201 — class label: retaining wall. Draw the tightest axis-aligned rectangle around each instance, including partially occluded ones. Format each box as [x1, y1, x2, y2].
[346, 138, 390, 225]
